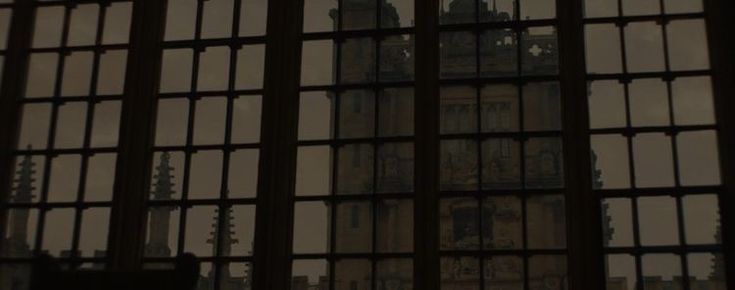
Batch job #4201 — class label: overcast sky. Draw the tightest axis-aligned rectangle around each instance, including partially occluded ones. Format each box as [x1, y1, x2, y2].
[4, 0, 720, 287]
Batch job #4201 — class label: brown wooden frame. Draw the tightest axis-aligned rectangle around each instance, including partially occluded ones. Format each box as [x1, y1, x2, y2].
[0, 0, 732, 289]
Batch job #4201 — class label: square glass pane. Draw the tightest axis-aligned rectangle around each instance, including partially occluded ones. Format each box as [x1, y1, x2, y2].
[440, 198, 479, 250]
[524, 138, 564, 188]
[102, 2, 132, 44]
[632, 133, 674, 188]
[520, 0, 555, 20]
[440, 257, 480, 290]
[335, 201, 372, 253]
[588, 81, 626, 129]
[605, 254, 636, 290]
[677, 130, 721, 186]
[84, 153, 116, 201]
[485, 256, 524, 290]
[298, 91, 333, 141]
[41, 208, 75, 256]
[17, 103, 52, 149]
[342, 0, 376, 30]
[303, 0, 336, 33]
[228, 149, 259, 198]
[527, 195, 566, 249]
[78, 207, 110, 257]
[523, 82, 561, 131]
[522, 26, 558, 76]
[622, 0, 660, 16]
[9, 155, 45, 203]
[201, 0, 233, 39]
[32, 6, 64, 48]
[90, 101, 121, 148]
[440, 31, 476, 79]
[481, 139, 521, 190]
[188, 150, 223, 199]
[236, 44, 265, 90]
[2, 209, 39, 257]
[376, 199, 413, 252]
[379, 87, 414, 137]
[584, 0, 618, 18]
[296, 146, 332, 196]
[144, 206, 180, 257]
[232, 95, 262, 143]
[240, 0, 268, 36]
[340, 37, 376, 84]
[602, 198, 634, 247]
[338, 90, 375, 139]
[667, 19, 709, 71]
[483, 196, 522, 249]
[54, 102, 87, 149]
[376, 259, 413, 288]
[625, 22, 665, 73]
[164, 0, 197, 41]
[376, 143, 414, 193]
[336, 144, 374, 194]
[197, 46, 230, 91]
[440, 86, 477, 134]
[150, 151, 185, 201]
[97, 50, 128, 95]
[664, 0, 703, 13]
[585, 24, 622, 74]
[25, 53, 58, 98]
[67, 4, 99, 47]
[528, 255, 567, 290]
[292, 259, 329, 289]
[480, 0, 515, 23]
[184, 206, 218, 257]
[293, 202, 330, 254]
[641, 254, 682, 290]
[480, 28, 517, 77]
[481, 84, 519, 132]
[48, 154, 82, 202]
[61, 52, 94, 96]
[440, 139, 478, 191]
[379, 34, 414, 82]
[638, 196, 679, 246]
[591, 134, 630, 189]
[301, 40, 335, 86]
[629, 78, 670, 127]
[440, 0, 475, 25]
[155, 98, 189, 146]
[384, 0, 413, 28]
[672, 77, 715, 125]
[160, 49, 193, 93]
[334, 259, 371, 290]
[229, 205, 256, 256]
[682, 194, 720, 245]
[193, 97, 227, 145]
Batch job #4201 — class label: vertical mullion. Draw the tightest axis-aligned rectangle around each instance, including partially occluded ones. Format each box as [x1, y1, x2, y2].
[0, 0, 34, 247]
[250, 0, 305, 287]
[703, 0, 735, 287]
[107, 0, 168, 270]
[413, 0, 440, 288]
[556, 2, 606, 290]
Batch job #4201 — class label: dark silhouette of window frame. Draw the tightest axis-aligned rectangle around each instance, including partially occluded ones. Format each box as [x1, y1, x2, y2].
[0, 1, 733, 290]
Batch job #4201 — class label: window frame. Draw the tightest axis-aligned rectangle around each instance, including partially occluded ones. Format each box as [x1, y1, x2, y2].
[0, 0, 732, 290]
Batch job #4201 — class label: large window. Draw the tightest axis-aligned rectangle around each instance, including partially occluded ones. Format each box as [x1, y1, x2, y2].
[0, 0, 732, 290]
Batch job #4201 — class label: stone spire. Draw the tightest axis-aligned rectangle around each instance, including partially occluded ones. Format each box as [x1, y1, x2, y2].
[145, 152, 177, 257]
[207, 206, 238, 258]
[3, 151, 36, 257]
[205, 205, 239, 287]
